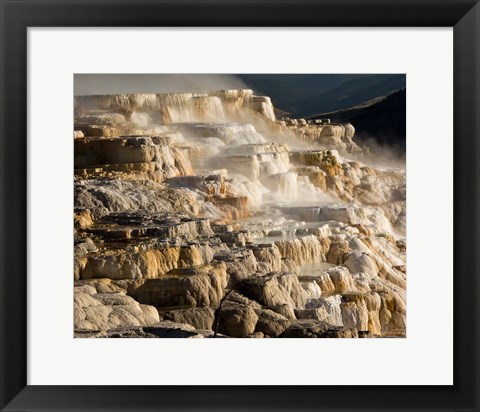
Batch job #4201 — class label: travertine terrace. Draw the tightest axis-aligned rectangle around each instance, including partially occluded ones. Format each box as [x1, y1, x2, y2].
[74, 89, 406, 338]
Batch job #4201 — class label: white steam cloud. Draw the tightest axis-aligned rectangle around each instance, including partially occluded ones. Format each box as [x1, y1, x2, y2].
[74, 74, 249, 96]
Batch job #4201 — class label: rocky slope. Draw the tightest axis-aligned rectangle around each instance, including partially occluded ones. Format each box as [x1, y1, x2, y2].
[74, 89, 406, 338]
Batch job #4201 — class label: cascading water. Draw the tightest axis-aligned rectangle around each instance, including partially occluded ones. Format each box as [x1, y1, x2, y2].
[267, 172, 298, 199]
[130, 112, 152, 127]
[165, 96, 227, 123]
[74, 88, 399, 246]
[74, 85, 407, 338]
[75, 90, 257, 125]
[180, 123, 266, 145]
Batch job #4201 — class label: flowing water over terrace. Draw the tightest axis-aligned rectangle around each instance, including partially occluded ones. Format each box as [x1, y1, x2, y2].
[74, 88, 407, 338]
[162, 118, 345, 279]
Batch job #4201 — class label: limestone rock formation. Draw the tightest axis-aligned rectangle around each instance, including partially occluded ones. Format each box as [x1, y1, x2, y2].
[74, 88, 406, 338]
[74, 286, 160, 332]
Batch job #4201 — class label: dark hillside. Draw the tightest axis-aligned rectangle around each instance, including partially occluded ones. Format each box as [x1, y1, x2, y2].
[311, 89, 406, 149]
[297, 75, 406, 117]
[239, 74, 405, 117]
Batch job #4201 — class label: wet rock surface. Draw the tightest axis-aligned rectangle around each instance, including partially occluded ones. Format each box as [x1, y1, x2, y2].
[74, 89, 406, 338]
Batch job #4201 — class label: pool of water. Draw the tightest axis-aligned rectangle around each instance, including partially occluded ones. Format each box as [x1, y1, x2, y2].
[298, 261, 336, 277]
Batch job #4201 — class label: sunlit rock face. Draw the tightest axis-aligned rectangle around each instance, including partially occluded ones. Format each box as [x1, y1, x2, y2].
[75, 136, 193, 182]
[74, 286, 160, 332]
[130, 262, 229, 308]
[75, 89, 274, 126]
[74, 88, 406, 338]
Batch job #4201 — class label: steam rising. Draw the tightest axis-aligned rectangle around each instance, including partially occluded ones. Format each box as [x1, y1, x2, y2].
[74, 74, 249, 96]
[74, 74, 406, 237]
[73, 74, 407, 338]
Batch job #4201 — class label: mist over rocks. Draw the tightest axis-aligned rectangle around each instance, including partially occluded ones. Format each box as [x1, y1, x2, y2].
[74, 86, 406, 338]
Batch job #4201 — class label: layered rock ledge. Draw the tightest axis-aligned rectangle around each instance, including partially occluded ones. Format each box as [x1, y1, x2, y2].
[74, 89, 406, 338]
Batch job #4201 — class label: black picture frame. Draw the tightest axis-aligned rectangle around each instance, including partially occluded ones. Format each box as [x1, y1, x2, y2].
[1, 1, 479, 411]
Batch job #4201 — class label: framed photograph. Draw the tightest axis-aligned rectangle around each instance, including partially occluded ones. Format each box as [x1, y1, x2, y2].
[1, 1, 479, 411]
